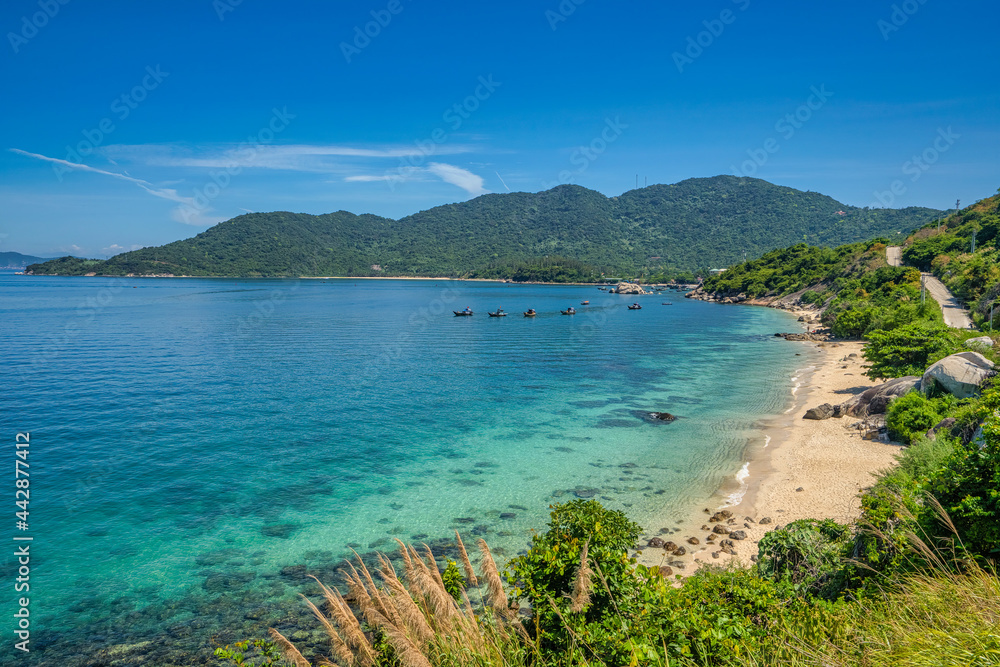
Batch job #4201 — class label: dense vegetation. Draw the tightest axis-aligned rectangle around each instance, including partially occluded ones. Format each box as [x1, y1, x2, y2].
[902, 189, 1000, 328]
[701, 240, 946, 339]
[26, 176, 941, 279]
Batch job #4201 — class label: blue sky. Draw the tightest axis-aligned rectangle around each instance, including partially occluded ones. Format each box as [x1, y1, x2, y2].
[1, 0, 998, 257]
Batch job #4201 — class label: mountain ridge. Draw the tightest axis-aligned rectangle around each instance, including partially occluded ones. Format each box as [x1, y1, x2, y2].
[26, 176, 944, 279]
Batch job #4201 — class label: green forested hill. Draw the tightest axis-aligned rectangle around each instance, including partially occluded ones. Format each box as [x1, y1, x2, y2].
[26, 176, 943, 278]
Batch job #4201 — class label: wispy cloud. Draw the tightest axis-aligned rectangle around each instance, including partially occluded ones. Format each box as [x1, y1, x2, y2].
[427, 163, 487, 195]
[10, 148, 197, 207]
[107, 142, 476, 173]
[345, 162, 488, 196]
[11, 148, 216, 226]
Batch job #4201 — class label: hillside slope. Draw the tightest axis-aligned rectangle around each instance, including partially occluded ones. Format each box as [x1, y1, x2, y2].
[26, 176, 943, 278]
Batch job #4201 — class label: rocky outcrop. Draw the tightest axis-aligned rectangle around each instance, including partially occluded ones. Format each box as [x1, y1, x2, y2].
[803, 403, 835, 420]
[842, 376, 920, 417]
[921, 352, 995, 399]
[612, 282, 648, 295]
[775, 331, 833, 342]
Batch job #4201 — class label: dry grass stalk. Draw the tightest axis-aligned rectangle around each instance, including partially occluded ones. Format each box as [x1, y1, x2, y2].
[455, 531, 479, 587]
[477, 538, 513, 619]
[569, 540, 592, 613]
[286, 540, 527, 667]
[299, 593, 356, 666]
[309, 576, 374, 663]
[268, 628, 311, 667]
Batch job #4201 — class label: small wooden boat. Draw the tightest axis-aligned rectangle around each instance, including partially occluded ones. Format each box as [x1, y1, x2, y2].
[561, 308, 577, 315]
[488, 309, 506, 317]
[524, 310, 537, 317]
[627, 303, 642, 310]
[580, 300, 590, 305]
[454, 310, 474, 316]
[662, 302, 673, 306]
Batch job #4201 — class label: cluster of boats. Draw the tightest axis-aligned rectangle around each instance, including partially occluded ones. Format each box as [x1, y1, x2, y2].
[454, 302, 646, 317]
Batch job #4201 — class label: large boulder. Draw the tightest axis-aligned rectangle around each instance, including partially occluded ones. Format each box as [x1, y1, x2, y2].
[803, 403, 835, 420]
[921, 352, 995, 398]
[612, 282, 648, 295]
[965, 336, 995, 349]
[842, 376, 920, 417]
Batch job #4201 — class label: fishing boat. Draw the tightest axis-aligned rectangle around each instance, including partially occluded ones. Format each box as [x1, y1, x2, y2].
[627, 303, 642, 310]
[488, 309, 506, 317]
[523, 309, 537, 317]
[561, 308, 576, 315]
[454, 308, 474, 316]
[662, 302, 673, 306]
[580, 300, 590, 305]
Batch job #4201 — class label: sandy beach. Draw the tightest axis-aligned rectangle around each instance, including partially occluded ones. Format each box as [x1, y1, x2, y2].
[637, 338, 903, 573]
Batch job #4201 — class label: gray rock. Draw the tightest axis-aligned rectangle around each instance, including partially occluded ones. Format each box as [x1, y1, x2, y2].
[759, 517, 772, 525]
[965, 336, 995, 349]
[803, 403, 834, 420]
[925, 417, 957, 441]
[921, 352, 995, 398]
[730, 530, 747, 540]
[842, 376, 920, 417]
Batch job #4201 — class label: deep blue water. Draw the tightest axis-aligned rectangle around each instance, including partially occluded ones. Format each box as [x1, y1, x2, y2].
[0, 274, 809, 664]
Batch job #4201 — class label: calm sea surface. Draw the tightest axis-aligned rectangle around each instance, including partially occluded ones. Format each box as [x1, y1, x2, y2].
[1, 274, 809, 664]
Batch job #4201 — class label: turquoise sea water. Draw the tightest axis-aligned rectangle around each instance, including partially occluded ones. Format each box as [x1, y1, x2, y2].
[1, 275, 807, 665]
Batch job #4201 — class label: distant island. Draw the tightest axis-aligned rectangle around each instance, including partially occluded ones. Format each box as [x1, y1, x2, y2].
[26, 176, 943, 280]
[1, 251, 54, 270]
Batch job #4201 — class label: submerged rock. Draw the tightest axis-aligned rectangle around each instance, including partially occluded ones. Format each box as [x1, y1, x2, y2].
[261, 524, 299, 539]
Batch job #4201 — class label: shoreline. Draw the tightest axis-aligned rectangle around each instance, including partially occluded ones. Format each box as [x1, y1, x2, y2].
[637, 336, 900, 574]
[15, 273, 698, 289]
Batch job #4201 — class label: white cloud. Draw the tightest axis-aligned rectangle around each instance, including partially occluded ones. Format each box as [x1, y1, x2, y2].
[426, 163, 488, 195]
[345, 162, 488, 196]
[105, 142, 476, 174]
[10, 149, 197, 207]
[11, 148, 217, 227]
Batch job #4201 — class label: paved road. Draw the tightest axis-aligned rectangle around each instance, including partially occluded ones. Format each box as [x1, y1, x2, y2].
[886, 245, 974, 329]
[922, 272, 975, 329]
[886, 245, 902, 267]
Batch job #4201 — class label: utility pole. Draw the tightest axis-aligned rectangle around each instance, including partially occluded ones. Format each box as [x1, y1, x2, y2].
[921, 275, 926, 306]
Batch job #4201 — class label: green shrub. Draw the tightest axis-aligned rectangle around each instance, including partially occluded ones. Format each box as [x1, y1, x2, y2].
[863, 323, 954, 379]
[756, 519, 852, 599]
[886, 391, 945, 444]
